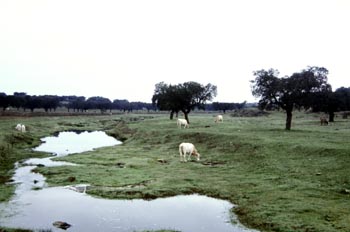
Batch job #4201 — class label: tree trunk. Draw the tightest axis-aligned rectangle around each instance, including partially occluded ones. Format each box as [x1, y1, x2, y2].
[170, 110, 174, 120]
[329, 111, 335, 122]
[180, 110, 190, 124]
[184, 113, 189, 124]
[285, 110, 293, 130]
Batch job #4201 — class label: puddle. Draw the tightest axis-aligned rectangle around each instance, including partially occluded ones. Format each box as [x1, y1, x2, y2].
[0, 189, 256, 232]
[0, 131, 258, 232]
[33, 131, 121, 156]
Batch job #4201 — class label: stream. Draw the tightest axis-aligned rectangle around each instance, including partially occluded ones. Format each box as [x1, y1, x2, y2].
[0, 131, 258, 232]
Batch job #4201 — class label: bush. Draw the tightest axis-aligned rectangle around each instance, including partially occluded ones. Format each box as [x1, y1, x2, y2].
[230, 108, 269, 117]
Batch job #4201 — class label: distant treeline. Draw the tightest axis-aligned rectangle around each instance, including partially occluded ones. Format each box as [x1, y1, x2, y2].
[0, 92, 251, 113]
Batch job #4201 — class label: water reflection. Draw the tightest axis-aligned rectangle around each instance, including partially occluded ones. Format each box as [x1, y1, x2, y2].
[0, 189, 256, 232]
[33, 131, 121, 156]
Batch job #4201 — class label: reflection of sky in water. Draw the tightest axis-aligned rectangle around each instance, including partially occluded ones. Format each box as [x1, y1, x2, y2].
[33, 131, 121, 156]
[0, 188, 257, 232]
[0, 131, 259, 232]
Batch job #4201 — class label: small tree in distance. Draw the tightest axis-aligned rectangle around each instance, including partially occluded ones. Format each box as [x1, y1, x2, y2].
[152, 81, 217, 123]
[251, 66, 331, 130]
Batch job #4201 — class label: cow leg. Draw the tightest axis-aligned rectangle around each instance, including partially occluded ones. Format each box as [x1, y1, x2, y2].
[180, 153, 184, 162]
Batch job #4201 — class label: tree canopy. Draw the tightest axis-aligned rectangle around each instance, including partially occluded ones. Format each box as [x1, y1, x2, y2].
[211, 101, 246, 113]
[152, 81, 217, 122]
[251, 66, 331, 130]
[0, 93, 156, 113]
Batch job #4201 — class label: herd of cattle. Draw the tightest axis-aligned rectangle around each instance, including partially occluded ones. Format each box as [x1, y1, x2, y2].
[177, 114, 223, 129]
[177, 114, 330, 162]
[175, 114, 224, 162]
[13, 114, 330, 163]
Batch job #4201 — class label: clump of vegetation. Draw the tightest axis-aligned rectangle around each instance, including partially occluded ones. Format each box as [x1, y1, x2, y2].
[57, 122, 85, 127]
[0, 144, 13, 187]
[4, 133, 34, 147]
[106, 119, 136, 141]
[0, 228, 33, 232]
[0, 143, 11, 165]
[230, 108, 269, 117]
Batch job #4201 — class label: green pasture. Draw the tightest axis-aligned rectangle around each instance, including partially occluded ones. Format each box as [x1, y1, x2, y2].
[0, 111, 349, 232]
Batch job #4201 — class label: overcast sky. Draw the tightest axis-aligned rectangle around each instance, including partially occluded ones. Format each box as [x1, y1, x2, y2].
[1, 0, 349, 103]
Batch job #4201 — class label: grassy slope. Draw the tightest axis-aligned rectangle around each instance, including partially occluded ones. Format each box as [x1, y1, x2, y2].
[1, 112, 350, 232]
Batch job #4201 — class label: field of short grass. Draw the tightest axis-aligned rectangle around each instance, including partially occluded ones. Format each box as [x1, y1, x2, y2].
[1, 111, 350, 232]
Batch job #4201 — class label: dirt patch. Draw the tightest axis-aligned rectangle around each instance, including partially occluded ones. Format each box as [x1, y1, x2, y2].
[0, 175, 11, 184]
[116, 162, 126, 168]
[157, 159, 168, 164]
[201, 161, 226, 167]
[88, 180, 151, 195]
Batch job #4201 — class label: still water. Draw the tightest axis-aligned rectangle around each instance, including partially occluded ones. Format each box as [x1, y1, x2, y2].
[0, 131, 258, 232]
[33, 131, 121, 156]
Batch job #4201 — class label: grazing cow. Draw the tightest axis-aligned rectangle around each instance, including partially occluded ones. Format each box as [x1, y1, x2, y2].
[15, 124, 22, 131]
[214, 115, 223, 123]
[179, 142, 201, 162]
[177, 118, 189, 128]
[15, 124, 26, 132]
[320, 116, 328, 126]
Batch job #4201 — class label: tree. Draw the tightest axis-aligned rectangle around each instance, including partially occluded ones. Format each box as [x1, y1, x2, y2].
[152, 82, 181, 119]
[24, 95, 42, 112]
[86, 97, 112, 113]
[9, 97, 25, 111]
[0, 93, 9, 110]
[69, 97, 86, 112]
[212, 101, 247, 113]
[212, 102, 235, 113]
[112, 99, 131, 112]
[40, 95, 60, 112]
[335, 87, 350, 111]
[152, 81, 217, 123]
[251, 66, 331, 130]
[59, 95, 80, 112]
[310, 90, 339, 122]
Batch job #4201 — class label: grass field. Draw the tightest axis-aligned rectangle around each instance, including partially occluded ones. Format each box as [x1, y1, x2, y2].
[1, 111, 350, 232]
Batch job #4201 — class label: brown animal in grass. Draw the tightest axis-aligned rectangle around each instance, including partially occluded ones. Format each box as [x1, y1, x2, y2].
[320, 116, 328, 126]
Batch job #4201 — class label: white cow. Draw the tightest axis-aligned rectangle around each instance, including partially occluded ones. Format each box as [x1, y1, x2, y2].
[177, 118, 189, 128]
[15, 123, 26, 132]
[179, 142, 201, 162]
[15, 124, 22, 131]
[214, 115, 223, 123]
